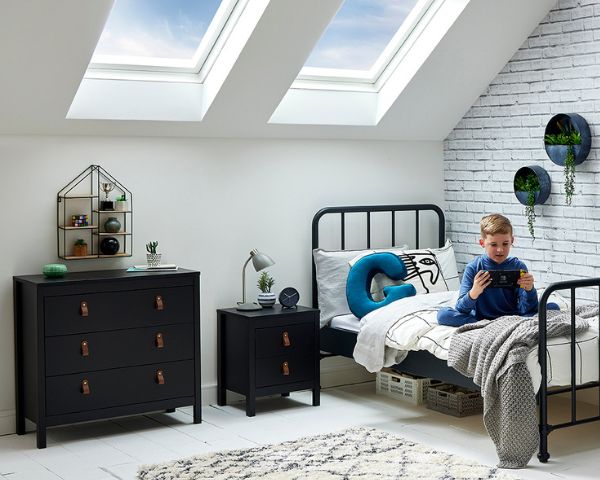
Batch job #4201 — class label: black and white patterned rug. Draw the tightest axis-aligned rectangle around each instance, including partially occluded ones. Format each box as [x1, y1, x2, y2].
[138, 427, 520, 479]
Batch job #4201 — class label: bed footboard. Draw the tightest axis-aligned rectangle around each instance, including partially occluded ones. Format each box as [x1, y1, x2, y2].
[537, 278, 600, 463]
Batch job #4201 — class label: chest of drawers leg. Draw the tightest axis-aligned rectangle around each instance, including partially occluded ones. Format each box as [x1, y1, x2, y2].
[14, 269, 201, 448]
[217, 305, 320, 417]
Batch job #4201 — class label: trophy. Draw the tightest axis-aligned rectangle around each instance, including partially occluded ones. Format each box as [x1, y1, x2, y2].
[100, 182, 115, 210]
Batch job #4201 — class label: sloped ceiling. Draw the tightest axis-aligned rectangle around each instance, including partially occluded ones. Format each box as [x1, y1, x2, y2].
[0, 0, 556, 140]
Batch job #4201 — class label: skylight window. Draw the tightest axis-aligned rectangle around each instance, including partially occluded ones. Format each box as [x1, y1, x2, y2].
[299, 0, 436, 84]
[90, 0, 237, 72]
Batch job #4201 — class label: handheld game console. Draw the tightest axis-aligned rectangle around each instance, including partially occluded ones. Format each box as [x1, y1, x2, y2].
[486, 270, 524, 288]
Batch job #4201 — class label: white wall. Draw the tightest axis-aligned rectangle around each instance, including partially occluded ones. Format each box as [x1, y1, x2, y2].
[0, 135, 443, 435]
[443, 0, 600, 404]
[444, 0, 600, 299]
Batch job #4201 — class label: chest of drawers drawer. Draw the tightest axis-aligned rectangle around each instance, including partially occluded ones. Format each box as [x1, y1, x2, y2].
[46, 360, 194, 416]
[45, 286, 193, 336]
[45, 324, 194, 376]
[255, 354, 314, 388]
[255, 322, 314, 358]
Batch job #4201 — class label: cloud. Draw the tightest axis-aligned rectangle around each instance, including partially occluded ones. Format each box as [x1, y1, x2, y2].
[93, 0, 213, 60]
[306, 0, 420, 70]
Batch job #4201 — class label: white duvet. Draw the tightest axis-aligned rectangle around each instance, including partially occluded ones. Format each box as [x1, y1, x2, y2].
[351, 291, 599, 390]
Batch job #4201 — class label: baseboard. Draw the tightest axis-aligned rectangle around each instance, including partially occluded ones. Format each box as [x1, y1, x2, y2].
[0, 409, 15, 436]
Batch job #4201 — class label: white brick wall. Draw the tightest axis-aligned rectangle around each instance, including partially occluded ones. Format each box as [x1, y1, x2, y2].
[445, 0, 600, 301]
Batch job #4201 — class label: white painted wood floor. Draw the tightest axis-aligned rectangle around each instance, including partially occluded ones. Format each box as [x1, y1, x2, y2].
[1, 382, 599, 479]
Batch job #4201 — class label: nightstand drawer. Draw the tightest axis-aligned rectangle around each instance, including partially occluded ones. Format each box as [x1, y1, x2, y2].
[46, 324, 194, 376]
[45, 286, 193, 336]
[46, 360, 194, 416]
[255, 323, 314, 358]
[255, 354, 313, 387]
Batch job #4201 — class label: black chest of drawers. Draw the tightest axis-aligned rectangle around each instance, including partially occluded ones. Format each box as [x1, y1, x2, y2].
[13, 269, 201, 448]
[216, 305, 319, 416]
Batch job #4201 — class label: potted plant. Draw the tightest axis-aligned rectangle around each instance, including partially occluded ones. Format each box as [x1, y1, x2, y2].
[544, 128, 580, 206]
[115, 194, 129, 211]
[257, 271, 276, 307]
[544, 114, 591, 206]
[513, 165, 551, 240]
[73, 238, 88, 257]
[146, 241, 161, 267]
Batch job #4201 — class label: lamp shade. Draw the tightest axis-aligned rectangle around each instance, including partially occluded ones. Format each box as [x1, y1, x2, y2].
[250, 249, 275, 271]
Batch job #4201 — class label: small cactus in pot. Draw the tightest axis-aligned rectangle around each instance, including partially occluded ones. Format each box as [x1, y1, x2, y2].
[146, 241, 161, 267]
[257, 271, 276, 307]
[73, 238, 88, 257]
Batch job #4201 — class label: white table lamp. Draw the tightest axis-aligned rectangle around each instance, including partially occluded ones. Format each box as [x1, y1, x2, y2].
[237, 249, 275, 311]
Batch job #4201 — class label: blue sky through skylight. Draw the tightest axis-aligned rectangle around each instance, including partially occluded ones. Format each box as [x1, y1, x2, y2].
[305, 0, 419, 71]
[93, 0, 223, 60]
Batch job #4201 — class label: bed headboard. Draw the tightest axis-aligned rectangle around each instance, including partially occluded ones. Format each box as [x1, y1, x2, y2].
[311, 204, 445, 309]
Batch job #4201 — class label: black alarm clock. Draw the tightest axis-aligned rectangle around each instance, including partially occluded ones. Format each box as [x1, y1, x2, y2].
[279, 287, 300, 308]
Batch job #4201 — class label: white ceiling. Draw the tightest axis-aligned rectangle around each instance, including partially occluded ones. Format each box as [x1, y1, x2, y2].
[0, 0, 556, 140]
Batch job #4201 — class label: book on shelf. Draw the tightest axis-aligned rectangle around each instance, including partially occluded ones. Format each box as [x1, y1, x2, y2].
[127, 264, 178, 272]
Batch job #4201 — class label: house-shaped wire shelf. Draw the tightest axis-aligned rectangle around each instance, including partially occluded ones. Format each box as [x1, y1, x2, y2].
[57, 165, 133, 260]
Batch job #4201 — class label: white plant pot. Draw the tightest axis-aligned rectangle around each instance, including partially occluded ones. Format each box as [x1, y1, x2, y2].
[147, 253, 162, 267]
[257, 292, 276, 308]
[115, 200, 129, 211]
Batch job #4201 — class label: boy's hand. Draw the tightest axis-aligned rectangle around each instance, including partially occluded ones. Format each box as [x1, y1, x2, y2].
[469, 270, 491, 300]
[518, 272, 534, 291]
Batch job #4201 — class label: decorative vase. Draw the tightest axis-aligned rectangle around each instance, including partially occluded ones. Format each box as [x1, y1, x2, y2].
[100, 237, 120, 255]
[104, 217, 121, 233]
[115, 200, 129, 211]
[147, 253, 162, 267]
[257, 292, 276, 308]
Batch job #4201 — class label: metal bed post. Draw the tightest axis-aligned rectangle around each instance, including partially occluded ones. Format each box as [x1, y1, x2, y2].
[537, 289, 549, 463]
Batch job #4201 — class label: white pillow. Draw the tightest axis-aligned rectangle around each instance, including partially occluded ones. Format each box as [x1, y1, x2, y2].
[313, 245, 407, 328]
[432, 240, 460, 291]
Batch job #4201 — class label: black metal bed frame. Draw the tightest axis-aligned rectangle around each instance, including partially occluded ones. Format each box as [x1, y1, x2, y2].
[312, 203, 600, 463]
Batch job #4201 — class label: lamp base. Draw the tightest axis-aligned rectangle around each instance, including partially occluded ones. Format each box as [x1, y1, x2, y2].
[236, 302, 263, 311]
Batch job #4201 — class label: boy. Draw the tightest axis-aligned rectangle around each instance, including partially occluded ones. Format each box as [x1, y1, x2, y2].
[438, 213, 543, 327]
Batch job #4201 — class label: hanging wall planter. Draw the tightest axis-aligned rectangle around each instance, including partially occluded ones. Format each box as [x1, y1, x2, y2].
[544, 113, 591, 206]
[514, 165, 551, 240]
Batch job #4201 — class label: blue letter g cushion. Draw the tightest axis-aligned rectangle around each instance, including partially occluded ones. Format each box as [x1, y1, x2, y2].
[346, 252, 416, 318]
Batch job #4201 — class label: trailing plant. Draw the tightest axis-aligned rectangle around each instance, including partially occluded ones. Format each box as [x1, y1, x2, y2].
[514, 172, 540, 240]
[545, 124, 581, 206]
[257, 271, 275, 293]
[146, 241, 159, 254]
[74, 238, 87, 246]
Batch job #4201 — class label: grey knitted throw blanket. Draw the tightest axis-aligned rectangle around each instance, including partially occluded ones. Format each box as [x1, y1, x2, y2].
[448, 305, 597, 469]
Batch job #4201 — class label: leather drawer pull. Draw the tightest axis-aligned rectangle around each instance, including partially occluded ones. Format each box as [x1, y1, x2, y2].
[154, 295, 164, 311]
[155, 332, 164, 349]
[81, 379, 90, 395]
[80, 301, 89, 317]
[282, 331, 291, 347]
[156, 369, 165, 385]
[81, 340, 89, 357]
[282, 361, 290, 376]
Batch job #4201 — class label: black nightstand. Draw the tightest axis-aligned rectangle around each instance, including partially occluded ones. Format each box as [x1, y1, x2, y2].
[217, 305, 320, 416]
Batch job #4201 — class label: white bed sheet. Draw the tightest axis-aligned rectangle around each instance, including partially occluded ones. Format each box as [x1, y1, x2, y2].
[329, 296, 599, 390]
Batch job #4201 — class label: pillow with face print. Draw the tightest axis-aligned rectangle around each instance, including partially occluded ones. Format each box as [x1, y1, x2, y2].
[350, 247, 450, 298]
